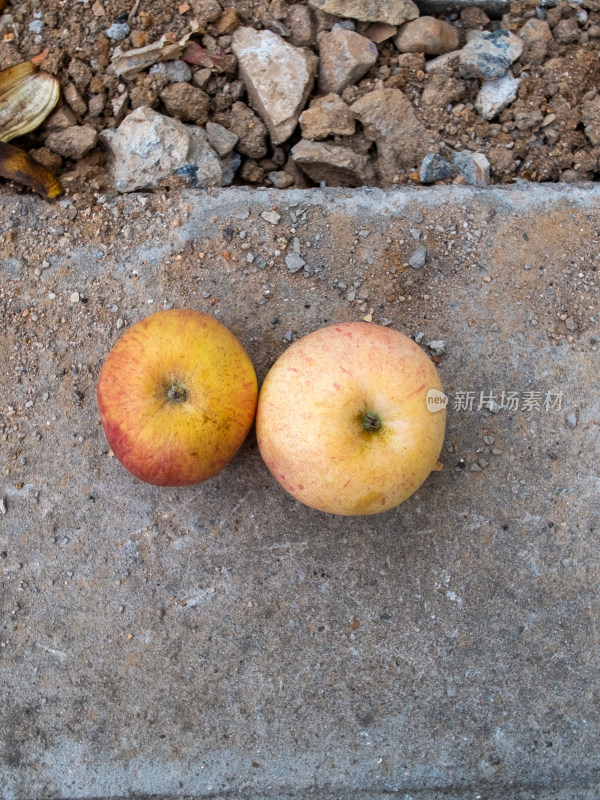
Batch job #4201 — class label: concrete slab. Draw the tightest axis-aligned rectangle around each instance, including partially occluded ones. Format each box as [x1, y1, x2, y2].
[1, 184, 599, 800]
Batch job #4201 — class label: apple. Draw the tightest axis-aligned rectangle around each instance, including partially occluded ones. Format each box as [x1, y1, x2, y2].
[256, 322, 445, 515]
[97, 309, 258, 486]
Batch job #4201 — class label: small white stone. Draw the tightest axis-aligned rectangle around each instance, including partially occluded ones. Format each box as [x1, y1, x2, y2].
[475, 74, 521, 121]
[261, 210, 281, 225]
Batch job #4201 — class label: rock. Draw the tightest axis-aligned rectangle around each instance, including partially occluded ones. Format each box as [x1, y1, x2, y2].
[581, 95, 600, 145]
[308, 0, 419, 26]
[44, 105, 77, 132]
[191, 0, 223, 25]
[475, 74, 521, 120]
[269, 170, 295, 188]
[106, 22, 130, 41]
[232, 27, 318, 145]
[31, 146, 63, 172]
[564, 316, 578, 331]
[318, 28, 378, 94]
[228, 101, 268, 159]
[45, 125, 98, 160]
[425, 49, 461, 74]
[565, 410, 578, 429]
[428, 340, 446, 356]
[100, 106, 222, 192]
[67, 58, 93, 91]
[553, 18, 580, 44]
[240, 159, 264, 182]
[149, 60, 193, 83]
[460, 6, 489, 30]
[409, 245, 427, 268]
[419, 153, 454, 183]
[88, 93, 106, 118]
[205, 121, 238, 156]
[193, 68, 212, 90]
[350, 87, 430, 182]
[299, 93, 355, 140]
[394, 17, 460, 55]
[459, 30, 524, 80]
[291, 139, 375, 186]
[262, 210, 281, 224]
[421, 74, 465, 107]
[365, 22, 397, 43]
[160, 83, 210, 124]
[514, 108, 543, 130]
[286, 5, 314, 47]
[519, 18, 552, 65]
[285, 252, 306, 272]
[128, 75, 165, 111]
[215, 7, 240, 35]
[63, 82, 87, 116]
[220, 151, 241, 185]
[453, 151, 490, 185]
[112, 93, 128, 124]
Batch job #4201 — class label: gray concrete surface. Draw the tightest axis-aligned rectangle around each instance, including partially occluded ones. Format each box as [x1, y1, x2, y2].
[1, 184, 599, 800]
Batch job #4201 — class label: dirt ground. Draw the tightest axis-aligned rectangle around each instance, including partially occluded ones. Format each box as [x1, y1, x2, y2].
[2, 0, 600, 193]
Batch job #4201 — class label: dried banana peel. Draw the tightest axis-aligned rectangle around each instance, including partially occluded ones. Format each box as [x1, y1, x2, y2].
[0, 61, 60, 142]
[0, 141, 62, 199]
[0, 62, 62, 198]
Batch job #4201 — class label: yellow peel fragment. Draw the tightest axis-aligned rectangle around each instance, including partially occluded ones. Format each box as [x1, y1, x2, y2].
[0, 141, 63, 198]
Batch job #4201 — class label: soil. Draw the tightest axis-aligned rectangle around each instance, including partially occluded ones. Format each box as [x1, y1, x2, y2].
[1, 0, 600, 193]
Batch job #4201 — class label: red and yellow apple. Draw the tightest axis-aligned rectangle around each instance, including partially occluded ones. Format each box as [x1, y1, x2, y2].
[97, 309, 258, 486]
[256, 322, 445, 515]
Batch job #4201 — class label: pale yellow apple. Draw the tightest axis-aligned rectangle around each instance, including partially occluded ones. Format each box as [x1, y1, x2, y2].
[97, 309, 258, 486]
[256, 322, 445, 515]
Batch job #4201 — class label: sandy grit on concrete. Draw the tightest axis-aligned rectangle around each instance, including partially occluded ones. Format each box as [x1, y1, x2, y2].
[0, 184, 599, 799]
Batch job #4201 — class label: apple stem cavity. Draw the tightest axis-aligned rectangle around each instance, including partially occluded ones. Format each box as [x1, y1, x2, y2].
[362, 411, 382, 433]
[167, 382, 188, 403]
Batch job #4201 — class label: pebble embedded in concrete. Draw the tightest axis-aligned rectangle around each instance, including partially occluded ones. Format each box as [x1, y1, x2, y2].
[409, 244, 427, 268]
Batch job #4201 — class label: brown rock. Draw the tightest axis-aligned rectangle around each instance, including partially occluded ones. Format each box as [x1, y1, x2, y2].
[30, 147, 63, 173]
[45, 125, 98, 160]
[193, 68, 212, 90]
[63, 82, 87, 117]
[191, 0, 223, 24]
[130, 75, 167, 110]
[240, 159, 264, 182]
[350, 87, 431, 182]
[308, 0, 418, 26]
[519, 19, 552, 65]
[299, 94, 356, 140]
[487, 145, 516, 178]
[216, 7, 240, 35]
[365, 22, 397, 43]
[286, 5, 315, 47]
[44, 105, 78, 132]
[319, 28, 378, 94]
[67, 58, 93, 91]
[394, 17, 460, 55]
[268, 170, 295, 188]
[87, 93, 107, 118]
[228, 101, 268, 159]
[581, 95, 600, 145]
[421, 74, 465, 107]
[552, 18, 581, 45]
[160, 83, 210, 124]
[291, 139, 375, 186]
[459, 7, 489, 30]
